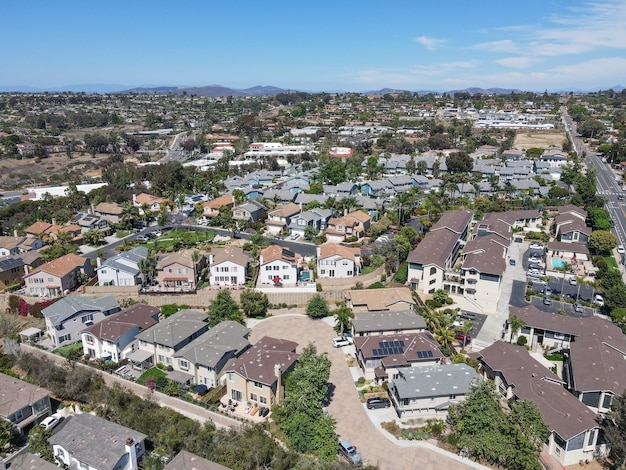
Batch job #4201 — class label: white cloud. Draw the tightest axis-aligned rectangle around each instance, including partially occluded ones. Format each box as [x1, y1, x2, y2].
[495, 56, 540, 69]
[473, 39, 518, 53]
[415, 35, 445, 51]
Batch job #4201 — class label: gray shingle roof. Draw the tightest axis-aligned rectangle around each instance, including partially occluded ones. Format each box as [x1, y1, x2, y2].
[174, 321, 249, 369]
[135, 309, 208, 348]
[391, 363, 480, 399]
[48, 413, 146, 470]
[353, 310, 426, 334]
[42, 296, 120, 327]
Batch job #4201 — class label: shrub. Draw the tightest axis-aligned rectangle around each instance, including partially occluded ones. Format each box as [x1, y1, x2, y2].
[368, 282, 385, 289]
[445, 297, 453, 305]
[394, 263, 408, 284]
[516, 336, 528, 346]
[425, 299, 442, 309]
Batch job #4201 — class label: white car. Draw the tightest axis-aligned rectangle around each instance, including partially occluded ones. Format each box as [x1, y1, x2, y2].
[332, 336, 353, 348]
[40, 413, 62, 430]
[527, 269, 542, 277]
[618, 245, 625, 254]
[594, 295, 605, 307]
[529, 243, 544, 250]
[569, 278, 577, 286]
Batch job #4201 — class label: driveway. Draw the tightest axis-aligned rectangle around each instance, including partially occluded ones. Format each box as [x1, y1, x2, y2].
[250, 314, 481, 470]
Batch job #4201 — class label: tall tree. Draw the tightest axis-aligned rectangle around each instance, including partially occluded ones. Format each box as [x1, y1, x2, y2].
[306, 294, 329, 319]
[208, 289, 243, 326]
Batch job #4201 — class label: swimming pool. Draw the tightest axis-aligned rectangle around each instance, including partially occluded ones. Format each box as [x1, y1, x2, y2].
[551, 258, 567, 269]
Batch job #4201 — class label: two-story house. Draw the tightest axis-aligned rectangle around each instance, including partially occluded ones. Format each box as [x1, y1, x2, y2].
[232, 200, 266, 223]
[23, 253, 94, 297]
[0, 235, 43, 257]
[49, 413, 147, 470]
[0, 251, 44, 289]
[258, 245, 303, 286]
[476, 341, 601, 468]
[156, 249, 207, 291]
[265, 202, 301, 235]
[81, 304, 160, 362]
[172, 320, 250, 389]
[0, 373, 51, 434]
[208, 246, 249, 287]
[325, 210, 371, 243]
[133, 192, 168, 213]
[316, 244, 361, 278]
[133, 309, 209, 369]
[76, 212, 109, 234]
[351, 310, 426, 337]
[344, 287, 415, 314]
[202, 194, 235, 219]
[93, 202, 124, 224]
[96, 246, 148, 286]
[225, 336, 299, 410]
[287, 208, 332, 239]
[42, 295, 121, 347]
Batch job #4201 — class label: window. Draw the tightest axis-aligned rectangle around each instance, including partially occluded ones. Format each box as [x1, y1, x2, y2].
[321, 270, 325, 275]
[47, 277, 53, 283]
[84, 335, 94, 345]
[253, 381, 264, 389]
[81, 314, 93, 323]
[347, 271, 353, 276]
[430, 267, 437, 275]
[228, 373, 235, 382]
[158, 354, 165, 363]
[283, 275, 290, 280]
[259, 396, 267, 404]
[10, 409, 23, 423]
[59, 334, 71, 343]
[250, 392, 258, 401]
[179, 359, 189, 369]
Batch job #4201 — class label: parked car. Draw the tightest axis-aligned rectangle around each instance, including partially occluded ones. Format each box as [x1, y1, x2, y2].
[569, 278, 577, 286]
[40, 413, 62, 430]
[457, 311, 476, 320]
[529, 243, 544, 250]
[618, 245, 625, 254]
[527, 269, 542, 278]
[366, 397, 391, 409]
[594, 294, 605, 307]
[573, 303, 583, 313]
[136, 234, 149, 243]
[332, 336, 353, 348]
[543, 296, 552, 306]
[152, 230, 162, 237]
[289, 233, 299, 240]
[455, 332, 471, 343]
[619, 194, 624, 200]
[339, 440, 362, 465]
[529, 263, 544, 271]
[544, 286, 553, 296]
[509, 258, 516, 266]
[528, 256, 543, 264]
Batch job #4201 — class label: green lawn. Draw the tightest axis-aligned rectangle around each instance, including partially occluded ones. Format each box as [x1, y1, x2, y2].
[603, 256, 619, 269]
[141, 229, 215, 251]
[137, 367, 167, 385]
[53, 342, 83, 356]
[116, 230, 131, 238]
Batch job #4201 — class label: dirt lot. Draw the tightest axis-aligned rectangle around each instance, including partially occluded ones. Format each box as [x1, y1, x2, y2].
[0, 152, 109, 191]
[513, 130, 568, 151]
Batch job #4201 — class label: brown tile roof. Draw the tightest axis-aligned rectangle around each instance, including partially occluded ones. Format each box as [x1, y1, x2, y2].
[26, 253, 87, 278]
[269, 202, 301, 218]
[210, 246, 250, 267]
[318, 244, 361, 265]
[203, 195, 234, 210]
[135, 193, 167, 206]
[344, 287, 415, 312]
[477, 341, 599, 440]
[260, 245, 302, 265]
[556, 217, 592, 236]
[226, 336, 299, 387]
[346, 210, 370, 224]
[430, 209, 474, 234]
[545, 241, 589, 256]
[354, 332, 443, 363]
[0, 372, 50, 419]
[94, 202, 123, 215]
[157, 249, 206, 270]
[82, 304, 160, 342]
[24, 221, 55, 235]
[462, 234, 508, 276]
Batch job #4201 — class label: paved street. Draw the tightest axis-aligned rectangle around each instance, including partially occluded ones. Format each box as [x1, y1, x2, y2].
[250, 313, 484, 470]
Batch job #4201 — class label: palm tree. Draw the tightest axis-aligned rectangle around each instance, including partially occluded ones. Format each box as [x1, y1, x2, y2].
[459, 321, 474, 350]
[509, 315, 526, 343]
[575, 274, 586, 301]
[558, 262, 572, 298]
[421, 310, 441, 332]
[434, 326, 455, 349]
[393, 191, 413, 225]
[334, 304, 354, 336]
[191, 250, 201, 288]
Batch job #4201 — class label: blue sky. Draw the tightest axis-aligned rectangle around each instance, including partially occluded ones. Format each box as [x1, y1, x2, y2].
[2, 0, 626, 92]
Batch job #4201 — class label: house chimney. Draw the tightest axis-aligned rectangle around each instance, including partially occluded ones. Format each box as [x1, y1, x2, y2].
[14, 230, 18, 237]
[96, 257, 102, 268]
[91, 203, 95, 215]
[24, 264, 29, 276]
[51, 218, 56, 226]
[274, 364, 283, 405]
[125, 438, 138, 470]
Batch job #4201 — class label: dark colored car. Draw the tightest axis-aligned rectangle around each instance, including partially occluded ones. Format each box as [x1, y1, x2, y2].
[455, 333, 471, 343]
[509, 258, 516, 266]
[457, 311, 476, 320]
[366, 397, 391, 409]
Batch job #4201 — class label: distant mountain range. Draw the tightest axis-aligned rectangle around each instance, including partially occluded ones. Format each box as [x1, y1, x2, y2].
[0, 83, 623, 95]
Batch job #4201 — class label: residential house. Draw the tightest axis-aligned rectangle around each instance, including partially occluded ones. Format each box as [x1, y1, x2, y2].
[407, 209, 474, 295]
[179, 194, 209, 215]
[164, 450, 231, 470]
[262, 188, 296, 204]
[507, 305, 626, 414]
[7, 452, 59, 470]
[288, 208, 332, 239]
[546, 241, 590, 263]
[76, 212, 109, 234]
[316, 244, 361, 278]
[81, 304, 160, 362]
[0, 235, 43, 257]
[388, 364, 481, 418]
[24, 253, 95, 297]
[133, 309, 209, 369]
[225, 336, 299, 410]
[540, 150, 568, 167]
[351, 310, 426, 337]
[258, 245, 303, 286]
[172, 320, 250, 388]
[97, 246, 148, 287]
[202, 195, 235, 219]
[232, 200, 267, 223]
[293, 192, 330, 207]
[133, 192, 168, 213]
[94, 202, 124, 224]
[42, 295, 120, 347]
[325, 210, 371, 243]
[266, 202, 301, 235]
[24, 221, 61, 238]
[0, 250, 44, 289]
[555, 213, 591, 244]
[360, 179, 394, 198]
[156, 249, 207, 291]
[208, 246, 249, 287]
[49, 413, 147, 470]
[344, 287, 415, 313]
[0, 372, 51, 434]
[354, 332, 444, 381]
[476, 341, 601, 467]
